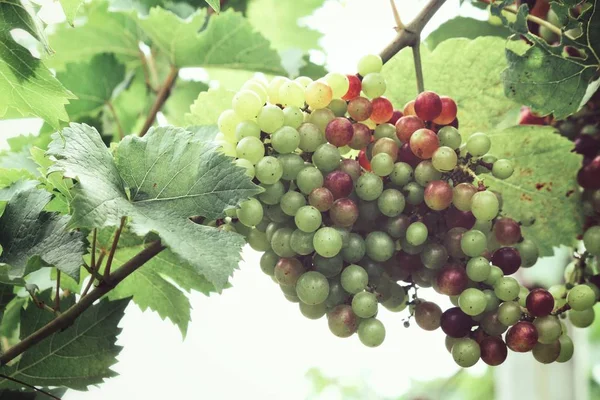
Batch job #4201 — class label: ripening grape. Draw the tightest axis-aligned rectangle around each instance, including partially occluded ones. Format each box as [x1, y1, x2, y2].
[326, 117, 354, 147]
[362, 73, 386, 98]
[274, 257, 305, 286]
[480, 336, 508, 366]
[433, 96, 457, 125]
[395, 115, 425, 143]
[371, 97, 394, 124]
[414, 91, 442, 121]
[414, 301, 442, 331]
[349, 123, 371, 150]
[348, 97, 373, 121]
[526, 288, 554, 317]
[305, 81, 333, 109]
[432, 146, 458, 172]
[410, 129, 440, 159]
[343, 75, 362, 100]
[424, 180, 453, 211]
[328, 305, 358, 337]
[466, 132, 491, 157]
[506, 321, 538, 352]
[437, 265, 468, 296]
[309, 187, 334, 211]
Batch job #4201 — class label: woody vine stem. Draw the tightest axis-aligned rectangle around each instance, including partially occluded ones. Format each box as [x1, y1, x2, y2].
[0, 0, 447, 394]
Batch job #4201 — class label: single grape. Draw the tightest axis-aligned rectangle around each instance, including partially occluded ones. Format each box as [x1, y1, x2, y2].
[361, 73, 386, 98]
[506, 321, 538, 352]
[526, 288, 554, 317]
[257, 104, 285, 134]
[414, 160, 442, 187]
[322, 171, 353, 200]
[330, 198, 359, 227]
[271, 227, 297, 258]
[532, 341, 561, 364]
[481, 311, 507, 335]
[218, 109, 241, 139]
[255, 156, 283, 185]
[327, 305, 358, 337]
[372, 137, 399, 160]
[390, 162, 414, 186]
[377, 189, 405, 217]
[235, 159, 255, 178]
[466, 132, 491, 157]
[298, 122, 325, 153]
[460, 229, 487, 257]
[341, 264, 369, 294]
[278, 153, 304, 181]
[440, 307, 472, 338]
[497, 301, 521, 326]
[309, 187, 334, 211]
[414, 301, 443, 331]
[493, 218, 521, 245]
[583, 226, 600, 256]
[296, 271, 329, 305]
[259, 181, 285, 205]
[247, 228, 270, 251]
[342, 74, 362, 100]
[424, 180, 453, 211]
[371, 153, 394, 176]
[235, 120, 261, 140]
[241, 80, 268, 104]
[432, 96, 458, 125]
[403, 100, 416, 115]
[232, 90, 262, 119]
[296, 167, 324, 195]
[279, 81, 305, 107]
[260, 251, 279, 276]
[358, 54, 383, 75]
[452, 338, 480, 368]
[313, 253, 343, 277]
[349, 123, 372, 150]
[491, 247, 521, 275]
[365, 231, 395, 262]
[403, 182, 425, 206]
[414, 91, 442, 121]
[533, 315, 562, 344]
[355, 173, 383, 201]
[568, 308, 595, 327]
[371, 97, 394, 124]
[237, 198, 264, 227]
[274, 257, 305, 286]
[290, 229, 315, 255]
[299, 302, 327, 320]
[305, 81, 333, 109]
[432, 146, 458, 172]
[313, 143, 341, 173]
[557, 335, 574, 362]
[395, 115, 425, 143]
[352, 291, 378, 318]
[420, 243, 448, 270]
[406, 222, 428, 246]
[494, 276, 520, 301]
[280, 191, 306, 216]
[358, 318, 386, 347]
[267, 76, 289, 104]
[436, 265, 468, 296]
[567, 284, 596, 311]
[466, 256, 491, 282]
[325, 72, 350, 98]
[471, 190, 499, 221]
[294, 206, 322, 233]
[309, 108, 336, 133]
[325, 117, 353, 147]
[492, 159, 514, 179]
[438, 126, 462, 150]
[480, 336, 508, 366]
[410, 128, 440, 159]
[313, 227, 343, 258]
[459, 288, 487, 316]
[347, 97, 373, 122]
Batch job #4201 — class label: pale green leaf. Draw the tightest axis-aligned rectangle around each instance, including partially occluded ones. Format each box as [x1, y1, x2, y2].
[186, 87, 235, 125]
[164, 80, 209, 126]
[59, 0, 84, 26]
[425, 17, 511, 50]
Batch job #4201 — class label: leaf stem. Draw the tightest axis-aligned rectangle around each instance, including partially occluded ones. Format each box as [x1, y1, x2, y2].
[138, 65, 179, 137]
[54, 271, 61, 312]
[389, 0, 405, 31]
[0, 241, 165, 367]
[502, 5, 563, 38]
[0, 373, 62, 399]
[104, 217, 126, 281]
[412, 42, 425, 93]
[106, 101, 125, 140]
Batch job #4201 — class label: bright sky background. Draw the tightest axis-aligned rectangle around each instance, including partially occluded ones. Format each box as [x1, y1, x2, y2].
[0, 1, 590, 399]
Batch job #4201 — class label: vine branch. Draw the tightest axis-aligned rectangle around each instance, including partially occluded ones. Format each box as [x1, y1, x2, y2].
[104, 217, 126, 280]
[138, 65, 179, 137]
[0, 241, 166, 367]
[0, 373, 61, 399]
[106, 101, 125, 140]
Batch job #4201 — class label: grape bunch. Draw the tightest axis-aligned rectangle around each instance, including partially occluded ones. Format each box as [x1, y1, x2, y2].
[211, 53, 588, 367]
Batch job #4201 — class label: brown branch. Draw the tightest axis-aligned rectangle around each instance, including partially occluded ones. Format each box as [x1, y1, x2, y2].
[81, 253, 104, 298]
[412, 43, 425, 93]
[54, 271, 61, 312]
[0, 373, 62, 399]
[0, 241, 165, 367]
[106, 101, 125, 140]
[138, 65, 179, 137]
[104, 217, 126, 280]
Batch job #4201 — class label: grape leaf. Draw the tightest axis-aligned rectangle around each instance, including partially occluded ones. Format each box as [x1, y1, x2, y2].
[103, 71, 150, 139]
[0, 180, 39, 201]
[425, 17, 512, 50]
[204, 0, 219, 13]
[164, 80, 209, 126]
[382, 37, 518, 137]
[0, 291, 129, 390]
[246, 0, 324, 51]
[59, 0, 84, 26]
[57, 54, 126, 121]
[186, 87, 235, 125]
[47, 124, 261, 290]
[0, 187, 86, 280]
[480, 125, 583, 256]
[136, 8, 285, 73]
[0, 0, 74, 127]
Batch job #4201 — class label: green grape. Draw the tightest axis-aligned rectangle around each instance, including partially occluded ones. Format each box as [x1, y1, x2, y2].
[257, 104, 285, 134]
[492, 159, 514, 179]
[282, 106, 304, 128]
[280, 282, 298, 296]
[266, 222, 286, 242]
[518, 286, 529, 308]
[371, 153, 394, 176]
[237, 198, 263, 227]
[235, 120, 261, 141]
[233, 90, 262, 119]
[358, 54, 383, 76]
[517, 239, 539, 268]
[295, 205, 322, 232]
[374, 123, 397, 141]
[309, 108, 336, 132]
[328, 99, 348, 117]
[403, 182, 425, 205]
[567, 284, 596, 311]
[445, 336, 460, 353]
[290, 229, 315, 255]
[279, 81, 305, 107]
[352, 291, 378, 318]
[569, 308, 595, 327]
[497, 300, 521, 326]
[533, 315, 562, 344]
[247, 228, 270, 251]
[361, 73, 386, 98]
[390, 162, 414, 186]
[313, 143, 341, 173]
[406, 222, 428, 246]
[420, 243, 448, 270]
[255, 156, 283, 184]
[432, 146, 458, 172]
[270, 227, 296, 258]
[278, 153, 305, 181]
[216, 140, 237, 157]
[234, 159, 255, 178]
[296, 271, 329, 305]
[584, 226, 600, 256]
[241, 80, 268, 104]
[355, 172, 384, 201]
[305, 81, 333, 109]
[494, 276, 520, 301]
[451, 338, 480, 368]
[256, 216, 269, 232]
[313, 227, 343, 257]
[271, 126, 300, 154]
[314, 254, 343, 277]
[298, 123, 325, 152]
[473, 219, 492, 233]
[260, 250, 278, 276]
[284, 294, 300, 303]
[341, 264, 368, 294]
[365, 231, 395, 262]
[483, 289, 500, 313]
[466, 132, 491, 157]
[280, 191, 307, 216]
[459, 288, 487, 316]
[437, 126, 462, 150]
[236, 136, 264, 164]
[377, 189, 405, 217]
[381, 283, 407, 311]
[466, 256, 491, 282]
[358, 318, 386, 347]
[259, 181, 285, 205]
[325, 72, 350, 98]
[325, 279, 350, 309]
[557, 335, 574, 363]
[400, 237, 425, 255]
[460, 230, 487, 257]
[218, 109, 242, 138]
[532, 342, 560, 364]
[296, 166, 324, 195]
[299, 301, 327, 320]
[341, 233, 366, 263]
[471, 190, 500, 221]
[414, 160, 442, 186]
[452, 183, 476, 211]
[267, 76, 288, 104]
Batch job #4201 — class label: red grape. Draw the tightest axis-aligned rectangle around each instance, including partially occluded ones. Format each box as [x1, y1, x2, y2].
[372, 137, 399, 161]
[350, 123, 372, 150]
[436, 265, 468, 296]
[440, 307, 472, 338]
[480, 336, 508, 366]
[327, 305, 358, 337]
[414, 301, 443, 331]
[330, 198, 359, 227]
[274, 258, 305, 286]
[493, 218, 522, 245]
[518, 106, 547, 125]
[506, 321, 538, 352]
[410, 128, 440, 159]
[339, 159, 361, 181]
[342, 75, 361, 100]
[444, 227, 467, 259]
[348, 97, 373, 121]
[491, 247, 522, 275]
[308, 187, 334, 211]
[424, 180, 453, 211]
[371, 97, 394, 124]
[325, 117, 354, 147]
[324, 171, 353, 199]
[444, 206, 476, 230]
[358, 149, 371, 171]
[577, 155, 600, 190]
[395, 115, 425, 143]
[414, 91, 442, 121]
[388, 110, 403, 125]
[403, 100, 416, 116]
[398, 142, 421, 167]
[574, 135, 600, 157]
[433, 96, 458, 125]
[526, 288, 554, 317]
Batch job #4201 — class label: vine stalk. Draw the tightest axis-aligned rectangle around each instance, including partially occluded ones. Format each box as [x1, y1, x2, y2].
[138, 65, 179, 137]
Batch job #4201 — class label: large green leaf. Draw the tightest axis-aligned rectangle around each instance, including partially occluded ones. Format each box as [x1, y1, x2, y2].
[59, 0, 84, 26]
[382, 37, 518, 137]
[0, 291, 129, 390]
[164, 80, 209, 126]
[0, 0, 74, 127]
[47, 124, 261, 290]
[57, 53, 127, 121]
[0, 188, 86, 280]
[481, 125, 583, 256]
[246, 0, 324, 51]
[186, 87, 235, 125]
[425, 17, 512, 50]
